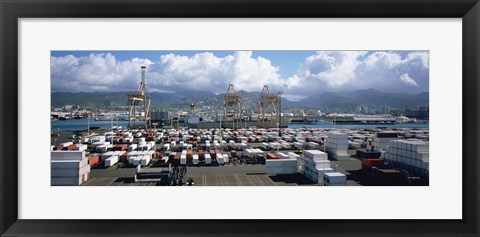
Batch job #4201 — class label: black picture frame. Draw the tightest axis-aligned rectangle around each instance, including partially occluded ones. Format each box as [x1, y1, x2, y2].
[1, 0, 479, 236]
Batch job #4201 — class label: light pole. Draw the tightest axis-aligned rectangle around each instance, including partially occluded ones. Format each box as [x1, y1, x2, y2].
[153, 122, 158, 159]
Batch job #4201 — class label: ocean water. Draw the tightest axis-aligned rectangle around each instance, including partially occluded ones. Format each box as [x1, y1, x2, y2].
[52, 118, 428, 131]
[51, 119, 144, 131]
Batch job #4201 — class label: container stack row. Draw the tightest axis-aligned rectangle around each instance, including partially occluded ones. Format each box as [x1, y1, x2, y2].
[301, 150, 334, 184]
[325, 132, 349, 161]
[383, 139, 429, 178]
[51, 150, 90, 186]
[369, 132, 398, 152]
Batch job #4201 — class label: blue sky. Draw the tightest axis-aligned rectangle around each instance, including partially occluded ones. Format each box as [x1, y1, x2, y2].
[51, 50, 429, 101]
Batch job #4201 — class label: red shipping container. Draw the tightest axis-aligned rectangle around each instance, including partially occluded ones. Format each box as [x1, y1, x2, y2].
[362, 158, 384, 168]
[231, 150, 237, 157]
[266, 153, 278, 159]
[187, 150, 193, 161]
[88, 156, 99, 167]
[63, 144, 76, 151]
[114, 144, 128, 151]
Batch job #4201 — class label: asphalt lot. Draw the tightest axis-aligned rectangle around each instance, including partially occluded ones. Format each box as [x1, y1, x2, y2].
[84, 160, 364, 186]
[68, 136, 363, 186]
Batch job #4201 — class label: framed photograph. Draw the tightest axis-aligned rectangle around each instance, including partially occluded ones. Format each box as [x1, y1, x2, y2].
[1, 0, 479, 236]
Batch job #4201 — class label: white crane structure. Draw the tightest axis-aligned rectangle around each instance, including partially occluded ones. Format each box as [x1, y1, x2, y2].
[128, 66, 151, 128]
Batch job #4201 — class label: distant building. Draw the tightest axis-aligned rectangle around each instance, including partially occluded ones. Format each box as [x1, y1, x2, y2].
[363, 106, 369, 114]
[405, 108, 429, 119]
[382, 105, 390, 115]
[65, 104, 74, 110]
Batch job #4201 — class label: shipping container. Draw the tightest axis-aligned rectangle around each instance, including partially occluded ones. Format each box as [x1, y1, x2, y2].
[362, 158, 384, 169]
[187, 150, 193, 161]
[266, 153, 278, 159]
[88, 156, 99, 167]
[105, 156, 119, 167]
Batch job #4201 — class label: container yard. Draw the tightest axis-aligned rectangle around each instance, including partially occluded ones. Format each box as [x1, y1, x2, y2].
[51, 126, 429, 186]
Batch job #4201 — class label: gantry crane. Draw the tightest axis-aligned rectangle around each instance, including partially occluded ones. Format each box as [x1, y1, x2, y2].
[223, 84, 243, 129]
[128, 66, 151, 128]
[258, 85, 280, 128]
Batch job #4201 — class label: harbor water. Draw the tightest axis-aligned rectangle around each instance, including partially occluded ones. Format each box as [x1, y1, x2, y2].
[51, 119, 144, 131]
[52, 118, 427, 131]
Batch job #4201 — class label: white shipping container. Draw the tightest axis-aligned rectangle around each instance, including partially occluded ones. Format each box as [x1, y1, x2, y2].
[205, 154, 211, 164]
[60, 142, 74, 147]
[100, 151, 115, 161]
[51, 159, 89, 170]
[193, 154, 199, 165]
[132, 156, 142, 166]
[217, 156, 225, 165]
[51, 151, 85, 161]
[180, 154, 187, 165]
[75, 144, 88, 151]
[128, 144, 138, 151]
[324, 172, 347, 185]
[51, 165, 90, 177]
[51, 177, 83, 186]
[105, 156, 119, 167]
[140, 155, 151, 166]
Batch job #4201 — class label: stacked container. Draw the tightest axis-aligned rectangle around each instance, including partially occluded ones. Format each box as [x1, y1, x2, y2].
[323, 172, 347, 186]
[371, 132, 398, 152]
[325, 132, 349, 161]
[51, 150, 90, 186]
[301, 150, 334, 184]
[287, 152, 302, 172]
[383, 139, 429, 178]
[265, 156, 297, 174]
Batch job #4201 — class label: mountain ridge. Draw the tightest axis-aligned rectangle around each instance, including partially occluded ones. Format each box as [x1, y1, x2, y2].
[51, 88, 428, 111]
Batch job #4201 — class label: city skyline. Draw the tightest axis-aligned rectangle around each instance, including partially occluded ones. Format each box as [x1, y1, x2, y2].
[51, 50, 429, 101]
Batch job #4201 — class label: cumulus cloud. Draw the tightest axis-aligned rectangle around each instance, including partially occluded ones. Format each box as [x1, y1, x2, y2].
[285, 51, 429, 95]
[51, 51, 282, 94]
[147, 51, 282, 94]
[299, 51, 367, 87]
[399, 73, 418, 86]
[51, 50, 429, 98]
[51, 53, 152, 92]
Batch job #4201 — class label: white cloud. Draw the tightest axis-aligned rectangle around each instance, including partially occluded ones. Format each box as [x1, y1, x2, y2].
[51, 51, 429, 98]
[399, 73, 418, 86]
[51, 53, 152, 92]
[51, 51, 283, 94]
[299, 51, 367, 87]
[148, 51, 282, 94]
[285, 51, 429, 95]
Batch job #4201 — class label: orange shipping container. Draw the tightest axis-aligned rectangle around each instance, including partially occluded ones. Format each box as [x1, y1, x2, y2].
[64, 144, 76, 151]
[88, 156, 99, 167]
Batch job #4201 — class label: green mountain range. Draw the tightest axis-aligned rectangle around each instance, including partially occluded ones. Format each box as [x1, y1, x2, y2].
[52, 88, 428, 112]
